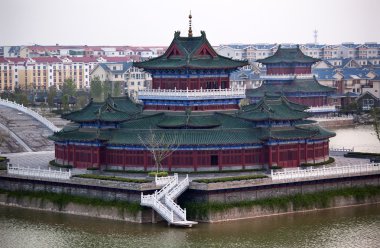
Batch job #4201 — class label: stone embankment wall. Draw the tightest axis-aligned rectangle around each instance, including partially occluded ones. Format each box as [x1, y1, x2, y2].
[182, 174, 380, 222]
[186, 174, 380, 203]
[0, 193, 156, 223]
[0, 174, 157, 203]
[205, 195, 380, 222]
[1, 172, 380, 223]
[0, 174, 161, 223]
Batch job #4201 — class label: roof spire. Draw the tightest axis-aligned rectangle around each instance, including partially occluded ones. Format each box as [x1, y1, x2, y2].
[188, 11, 193, 37]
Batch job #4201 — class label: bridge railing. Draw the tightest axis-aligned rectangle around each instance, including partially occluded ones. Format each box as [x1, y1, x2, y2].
[0, 98, 60, 132]
[7, 164, 71, 180]
[271, 163, 380, 181]
[329, 147, 354, 156]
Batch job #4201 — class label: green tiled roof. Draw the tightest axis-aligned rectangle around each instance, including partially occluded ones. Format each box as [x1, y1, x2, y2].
[238, 95, 311, 121]
[50, 128, 111, 142]
[62, 96, 142, 123]
[134, 31, 248, 70]
[109, 128, 262, 146]
[246, 77, 336, 98]
[257, 45, 320, 64]
[157, 114, 221, 128]
[51, 96, 335, 146]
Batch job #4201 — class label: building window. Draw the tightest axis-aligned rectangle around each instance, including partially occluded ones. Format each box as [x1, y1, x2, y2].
[363, 99, 374, 110]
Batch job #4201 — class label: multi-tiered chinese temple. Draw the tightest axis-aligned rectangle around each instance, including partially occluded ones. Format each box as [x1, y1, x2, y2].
[51, 18, 335, 171]
[247, 45, 336, 106]
[134, 30, 248, 111]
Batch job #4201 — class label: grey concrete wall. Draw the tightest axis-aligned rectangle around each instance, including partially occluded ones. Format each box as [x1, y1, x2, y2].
[182, 174, 380, 204]
[0, 175, 152, 203]
[205, 195, 380, 222]
[0, 193, 157, 223]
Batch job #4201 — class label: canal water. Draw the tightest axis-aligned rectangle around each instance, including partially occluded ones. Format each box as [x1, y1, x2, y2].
[0, 204, 379, 248]
[330, 125, 380, 153]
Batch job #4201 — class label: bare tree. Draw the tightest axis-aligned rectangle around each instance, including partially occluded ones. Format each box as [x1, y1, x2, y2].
[138, 129, 180, 172]
[371, 108, 380, 142]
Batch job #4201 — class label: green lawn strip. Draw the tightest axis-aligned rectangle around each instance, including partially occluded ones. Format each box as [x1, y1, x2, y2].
[301, 157, 335, 167]
[0, 188, 142, 214]
[49, 160, 73, 169]
[104, 168, 265, 174]
[184, 185, 380, 219]
[73, 174, 152, 183]
[193, 174, 267, 184]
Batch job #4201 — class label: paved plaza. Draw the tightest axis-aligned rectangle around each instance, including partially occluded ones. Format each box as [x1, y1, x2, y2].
[3, 151, 54, 169]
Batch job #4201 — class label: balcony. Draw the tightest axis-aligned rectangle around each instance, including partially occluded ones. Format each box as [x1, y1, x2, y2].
[138, 87, 246, 101]
[260, 74, 314, 80]
[306, 105, 337, 113]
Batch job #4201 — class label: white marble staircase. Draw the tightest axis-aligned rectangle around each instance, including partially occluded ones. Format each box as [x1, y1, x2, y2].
[141, 173, 197, 227]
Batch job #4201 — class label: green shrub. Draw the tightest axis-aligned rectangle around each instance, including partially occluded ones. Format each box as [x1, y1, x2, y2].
[49, 160, 73, 169]
[193, 174, 267, 184]
[301, 157, 335, 167]
[0, 156, 7, 162]
[73, 174, 151, 183]
[0, 156, 9, 168]
[269, 166, 282, 170]
[344, 152, 380, 159]
[148, 171, 169, 177]
[103, 169, 146, 173]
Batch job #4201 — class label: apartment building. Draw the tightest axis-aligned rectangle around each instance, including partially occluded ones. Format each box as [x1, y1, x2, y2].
[90, 62, 151, 100]
[0, 56, 133, 91]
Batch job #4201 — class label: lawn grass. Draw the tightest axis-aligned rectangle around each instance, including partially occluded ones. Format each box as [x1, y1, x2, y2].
[192, 174, 267, 184]
[73, 174, 152, 183]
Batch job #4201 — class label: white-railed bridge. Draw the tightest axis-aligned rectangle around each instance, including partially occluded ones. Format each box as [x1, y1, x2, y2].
[0, 98, 60, 132]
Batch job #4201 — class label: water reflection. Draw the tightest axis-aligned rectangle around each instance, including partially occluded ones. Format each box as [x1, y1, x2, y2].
[1, 204, 380, 248]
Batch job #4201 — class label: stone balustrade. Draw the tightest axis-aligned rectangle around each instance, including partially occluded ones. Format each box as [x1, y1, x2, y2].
[271, 163, 380, 181]
[7, 164, 71, 180]
[306, 105, 337, 113]
[138, 87, 246, 100]
[260, 74, 314, 80]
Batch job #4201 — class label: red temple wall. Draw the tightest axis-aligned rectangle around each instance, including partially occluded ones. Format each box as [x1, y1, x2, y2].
[287, 96, 327, 107]
[144, 104, 240, 111]
[55, 141, 330, 170]
[152, 77, 230, 90]
[267, 67, 311, 75]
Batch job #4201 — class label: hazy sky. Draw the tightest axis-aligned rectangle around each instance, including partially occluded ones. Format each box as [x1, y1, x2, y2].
[1, 0, 379, 46]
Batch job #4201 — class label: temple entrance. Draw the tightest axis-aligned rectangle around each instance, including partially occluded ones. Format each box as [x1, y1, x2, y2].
[210, 155, 218, 166]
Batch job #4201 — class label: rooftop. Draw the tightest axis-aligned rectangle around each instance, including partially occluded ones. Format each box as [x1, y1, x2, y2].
[257, 45, 320, 64]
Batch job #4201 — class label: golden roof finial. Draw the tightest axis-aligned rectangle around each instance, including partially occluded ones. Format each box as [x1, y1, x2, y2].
[188, 11, 193, 37]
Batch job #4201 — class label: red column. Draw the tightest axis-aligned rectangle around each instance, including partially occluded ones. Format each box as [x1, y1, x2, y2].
[218, 150, 222, 171]
[242, 149, 246, 170]
[91, 146, 93, 165]
[304, 142, 308, 163]
[297, 142, 301, 166]
[277, 144, 280, 166]
[193, 151, 197, 172]
[268, 146, 272, 166]
[313, 142, 316, 163]
[73, 145, 76, 167]
[143, 151, 147, 171]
